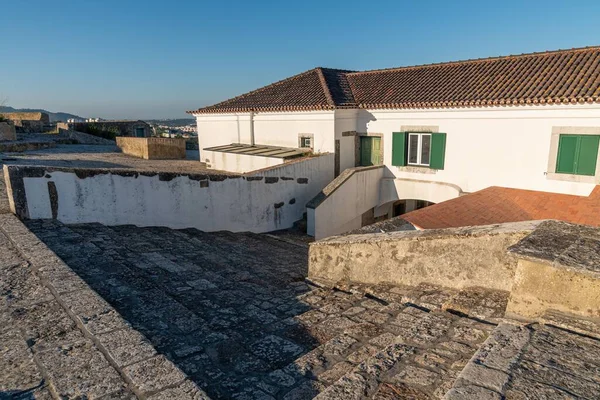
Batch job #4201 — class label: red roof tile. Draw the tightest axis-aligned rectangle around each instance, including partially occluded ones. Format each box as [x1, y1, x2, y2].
[402, 186, 600, 229]
[189, 46, 600, 114]
[190, 68, 355, 114]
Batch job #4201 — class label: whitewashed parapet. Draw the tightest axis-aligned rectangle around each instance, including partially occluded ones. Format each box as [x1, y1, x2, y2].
[2, 154, 334, 233]
[306, 165, 385, 239]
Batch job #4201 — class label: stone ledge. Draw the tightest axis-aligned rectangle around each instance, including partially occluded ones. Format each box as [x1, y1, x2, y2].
[306, 164, 384, 209]
[310, 219, 600, 326]
[309, 221, 539, 292]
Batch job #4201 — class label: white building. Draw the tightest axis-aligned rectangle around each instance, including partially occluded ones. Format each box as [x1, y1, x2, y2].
[189, 46, 600, 238]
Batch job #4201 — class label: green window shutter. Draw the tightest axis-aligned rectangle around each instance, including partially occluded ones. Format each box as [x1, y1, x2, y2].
[430, 133, 447, 170]
[575, 135, 600, 176]
[391, 132, 407, 166]
[556, 135, 578, 174]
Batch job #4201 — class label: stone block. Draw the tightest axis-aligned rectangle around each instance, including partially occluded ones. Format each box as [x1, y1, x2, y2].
[506, 258, 600, 319]
[123, 355, 188, 394]
[36, 339, 127, 398]
[117, 136, 186, 160]
[97, 328, 157, 367]
[0, 121, 16, 141]
[309, 221, 536, 291]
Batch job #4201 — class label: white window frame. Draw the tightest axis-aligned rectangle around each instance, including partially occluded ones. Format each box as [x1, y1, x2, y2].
[407, 133, 431, 166]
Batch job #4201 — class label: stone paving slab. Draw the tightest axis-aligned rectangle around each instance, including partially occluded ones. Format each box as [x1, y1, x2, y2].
[5, 216, 600, 399]
[22, 220, 508, 399]
[0, 214, 208, 399]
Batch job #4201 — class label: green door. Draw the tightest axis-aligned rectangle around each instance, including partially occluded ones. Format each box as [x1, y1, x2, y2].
[360, 137, 382, 166]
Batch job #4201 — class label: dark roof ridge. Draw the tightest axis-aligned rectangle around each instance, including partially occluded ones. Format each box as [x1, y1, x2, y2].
[348, 45, 600, 76]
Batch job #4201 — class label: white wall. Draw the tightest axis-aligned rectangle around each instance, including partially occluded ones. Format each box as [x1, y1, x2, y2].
[204, 149, 284, 174]
[194, 111, 336, 167]
[253, 111, 335, 153]
[11, 154, 335, 233]
[360, 104, 600, 197]
[335, 109, 359, 172]
[308, 166, 385, 239]
[195, 114, 252, 162]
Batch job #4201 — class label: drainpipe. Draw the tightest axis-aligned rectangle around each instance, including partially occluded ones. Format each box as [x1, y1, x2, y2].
[249, 110, 255, 146]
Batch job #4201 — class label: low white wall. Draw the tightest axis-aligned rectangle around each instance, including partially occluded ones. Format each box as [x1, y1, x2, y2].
[204, 149, 284, 173]
[307, 165, 385, 239]
[5, 154, 335, 233]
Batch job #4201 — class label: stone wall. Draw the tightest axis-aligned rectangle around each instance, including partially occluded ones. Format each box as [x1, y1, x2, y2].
[309, 219, 600, 321]
[64, 121, 152, 140]
[309, 221, 538, 291]
[58, 128, 116, 145]
[0, 112, 50, 124]
[506, 220, 600, 320]
[0, 112, 51, 133]
[0, 121, 16, 141]
[116, 137, 186, 160]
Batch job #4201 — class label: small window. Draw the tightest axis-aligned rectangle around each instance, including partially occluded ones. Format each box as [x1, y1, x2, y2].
[135, 127, 145, 138]
[407, 133, 432, 166]
[556, 134, 600, 176]
[300, 136, 312, 149]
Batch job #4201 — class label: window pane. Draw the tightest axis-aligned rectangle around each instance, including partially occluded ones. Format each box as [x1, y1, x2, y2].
[421, 135, 431, 165]
[408, 135, 419, 164]
[556, 135, 578, 174]
[576, 135, 600, 176]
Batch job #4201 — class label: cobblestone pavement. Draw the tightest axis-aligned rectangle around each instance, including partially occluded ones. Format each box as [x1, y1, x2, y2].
[4, 218, 599, 399]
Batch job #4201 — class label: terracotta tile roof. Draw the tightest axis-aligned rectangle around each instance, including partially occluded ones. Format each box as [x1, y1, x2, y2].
[347, 46, 600, 109]
[189, 46, 600, 114]
[402, 186, 600, 229]
[190, 68, 356, 114]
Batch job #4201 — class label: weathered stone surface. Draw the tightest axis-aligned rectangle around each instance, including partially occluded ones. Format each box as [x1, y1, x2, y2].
[0, 329, 43, 391]
[0, 216, 205, 399]
[309, 221, 538, 291]
[445, 384, 501, 400]
[146, 379, 210, 400]
[97, 328, 158, 367]
[36, 339, 127, 398]
[123, 355, 188, 394]
[10, 217, 600, 399]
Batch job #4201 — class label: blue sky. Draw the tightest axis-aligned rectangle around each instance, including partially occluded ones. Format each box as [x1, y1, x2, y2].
[1, 0, 599, 119]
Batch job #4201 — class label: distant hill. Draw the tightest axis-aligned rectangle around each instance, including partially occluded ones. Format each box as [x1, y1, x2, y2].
[0, 106, 85, 123]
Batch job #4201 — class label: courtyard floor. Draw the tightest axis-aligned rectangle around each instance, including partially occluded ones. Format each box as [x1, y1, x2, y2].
[21, 220, 497, 399]
[1, 216, 600, 399]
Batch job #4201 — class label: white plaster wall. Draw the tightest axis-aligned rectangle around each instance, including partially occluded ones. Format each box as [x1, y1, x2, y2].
[195, 113, 252, 161]
[204, 150, 284, 174]
[335, 109, 359, 172]
[253, 111, 336, 154]
[194, 111, 336, 168]
[361, 104, 600, 197]
[338, 137, 355, 172]
[20, 154, 335, 233]
[310, 166, 385, 239]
